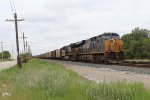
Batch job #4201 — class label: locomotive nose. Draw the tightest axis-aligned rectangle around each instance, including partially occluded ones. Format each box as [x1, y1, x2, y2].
[110, 38, 123, 52]
[111, 38, 116, 44]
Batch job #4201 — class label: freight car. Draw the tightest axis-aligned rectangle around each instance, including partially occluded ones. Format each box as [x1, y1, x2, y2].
[51, 50, 56, 59]
[56, 49, 61, 59]
[36, 32, 124, 63]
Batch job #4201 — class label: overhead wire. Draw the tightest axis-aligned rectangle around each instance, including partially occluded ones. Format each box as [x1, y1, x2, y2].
[8, 0, 24, 43]
[7, 0, 25, 56]
[12, 0, 23, 35]
[12, 0, 17, 13]
[8, 0, 25, 38]
[8, 0, 14, 15]
[13, 0, 26, 49]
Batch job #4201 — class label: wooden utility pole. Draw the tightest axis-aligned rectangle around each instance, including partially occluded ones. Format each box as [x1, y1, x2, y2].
[12, 45, 14, 59]
[0, 42, 4, 61]
[25, 41, 28, 53]
[28, 45, 32, 59]
[6, 13, 24, 69]
[20, 32, 27, 53]
[25, 42, 32, 59]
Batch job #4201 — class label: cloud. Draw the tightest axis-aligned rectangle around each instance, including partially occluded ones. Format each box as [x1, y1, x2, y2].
[0, 0, 150, 55]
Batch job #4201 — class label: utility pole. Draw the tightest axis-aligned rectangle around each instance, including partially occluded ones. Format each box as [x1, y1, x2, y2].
[6, 13, 24, 69]
[20, 32, 27, 53]
[28, 45, 31, 59]
[25, 42, 32, 59]
[0, 42, 4, 61]
[12, 45, 14, 59]
[25, 41, 28, 53]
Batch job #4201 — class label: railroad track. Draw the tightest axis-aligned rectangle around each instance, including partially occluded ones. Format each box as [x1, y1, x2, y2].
[119, 61, 150, 68]
[80, 60, 150, 68]
[43, 58, 150, 68]
[43, 59, 150, 75]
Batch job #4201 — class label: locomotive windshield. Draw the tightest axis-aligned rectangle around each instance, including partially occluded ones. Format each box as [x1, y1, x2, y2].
[101, 33, 120, 39]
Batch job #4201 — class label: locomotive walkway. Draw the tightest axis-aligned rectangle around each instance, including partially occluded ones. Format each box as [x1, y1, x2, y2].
[0, 60, 16, 71]
[44, 59, 150, 88]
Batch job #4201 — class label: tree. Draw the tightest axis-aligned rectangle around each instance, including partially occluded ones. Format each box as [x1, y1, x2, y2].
[143, 38, 150, 58]
[0, 51, 11, 59]
[130, 27, 150, 41]
[121, 27, 150, 59]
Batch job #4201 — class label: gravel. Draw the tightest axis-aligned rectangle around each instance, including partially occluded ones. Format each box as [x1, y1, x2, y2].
[49, 60, 150, 75]
[44, 59, 150, 88]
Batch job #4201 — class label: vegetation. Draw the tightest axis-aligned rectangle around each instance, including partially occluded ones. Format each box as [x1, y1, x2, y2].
[20, 53, 30, 63]
[0, 59, 150, 100]
[0, 51, 11, 60]
[121, 27, 150, 59]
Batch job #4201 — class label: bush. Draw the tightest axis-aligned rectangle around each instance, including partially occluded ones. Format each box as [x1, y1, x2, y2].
[20, 53, 29, 63]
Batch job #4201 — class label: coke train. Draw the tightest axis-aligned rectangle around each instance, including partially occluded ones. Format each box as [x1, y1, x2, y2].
[36, 32, 124, 63]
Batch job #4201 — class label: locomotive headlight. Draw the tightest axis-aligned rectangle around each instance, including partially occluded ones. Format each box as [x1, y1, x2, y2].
[111, 38, 116, 45]
[113, 39, 116, 43]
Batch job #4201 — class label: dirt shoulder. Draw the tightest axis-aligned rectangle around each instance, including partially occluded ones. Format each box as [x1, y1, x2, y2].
[48, 60, 150, 88]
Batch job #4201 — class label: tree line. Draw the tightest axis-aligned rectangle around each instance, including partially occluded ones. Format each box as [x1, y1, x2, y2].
[0, 51, 11, 59]
[121, 27, 150, 59]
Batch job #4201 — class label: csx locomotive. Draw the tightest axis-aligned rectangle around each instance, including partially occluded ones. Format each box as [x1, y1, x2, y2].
[36, 32, 124, 63]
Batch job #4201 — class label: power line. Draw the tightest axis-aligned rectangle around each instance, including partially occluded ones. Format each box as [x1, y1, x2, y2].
[9, 0, 22, 34]
[8, 0, 14, 14]
[12, 0, 17, 13]
[11, 0, 23, 34]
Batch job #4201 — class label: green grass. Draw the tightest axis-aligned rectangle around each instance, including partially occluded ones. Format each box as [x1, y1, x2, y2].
[126, 59, 150, 62]
[0, 59, 150, 100]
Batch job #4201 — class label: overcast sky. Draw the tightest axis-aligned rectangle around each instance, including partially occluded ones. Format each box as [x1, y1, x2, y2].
[0, 0, 150, 56]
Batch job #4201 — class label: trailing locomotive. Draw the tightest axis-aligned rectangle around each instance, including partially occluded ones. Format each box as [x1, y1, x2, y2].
[36, 32, 124, 63]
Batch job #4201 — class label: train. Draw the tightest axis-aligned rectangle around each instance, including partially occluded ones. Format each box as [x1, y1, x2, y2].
[35, 32, 124, 63]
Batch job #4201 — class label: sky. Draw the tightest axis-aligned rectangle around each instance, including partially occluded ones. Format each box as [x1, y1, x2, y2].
[0, 0, 150, 56]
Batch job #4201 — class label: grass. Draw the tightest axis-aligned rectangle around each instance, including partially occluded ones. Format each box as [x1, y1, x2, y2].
[0, 59, 150, 100]
[126, 59, 150, 62]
